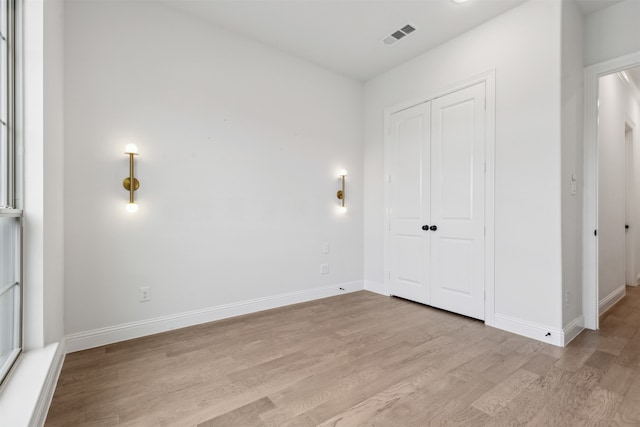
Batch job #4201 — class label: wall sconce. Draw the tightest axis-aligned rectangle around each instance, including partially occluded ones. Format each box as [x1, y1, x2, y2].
[337, 169, 347, 213]
[123, 144, 140, 213]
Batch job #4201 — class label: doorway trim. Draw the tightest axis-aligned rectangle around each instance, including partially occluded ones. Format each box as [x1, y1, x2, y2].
[624, 116, 636, 289]
[382, 69, 496, 327]
[583, 50, 640, 330]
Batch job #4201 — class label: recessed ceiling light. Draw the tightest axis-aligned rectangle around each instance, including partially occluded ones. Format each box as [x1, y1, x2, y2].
[451, 0, 470, 3]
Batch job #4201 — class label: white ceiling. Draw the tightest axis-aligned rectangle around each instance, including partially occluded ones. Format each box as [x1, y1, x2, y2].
[166, 0, 623, 82]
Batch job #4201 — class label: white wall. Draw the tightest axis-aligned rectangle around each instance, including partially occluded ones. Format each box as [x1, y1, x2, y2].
[560, 0, 584, 327]
[43, 0, 65, 346]
[585, 0, 640, 66]
[598, 73, 640, 304]
[364, 1, 564, 331]
[63, 1, 363, 337]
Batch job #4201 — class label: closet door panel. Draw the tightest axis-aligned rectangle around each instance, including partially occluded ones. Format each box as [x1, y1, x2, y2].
[430, 83, 486, 320]
[388, 103, 431, 304]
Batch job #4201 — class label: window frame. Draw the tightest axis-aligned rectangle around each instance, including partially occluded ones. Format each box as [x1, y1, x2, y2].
[0, 0, 22, 387]
[0, 210, 22, 386]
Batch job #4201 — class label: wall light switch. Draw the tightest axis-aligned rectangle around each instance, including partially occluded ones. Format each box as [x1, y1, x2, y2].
[320, 264, 329, 275]
[322, 243, 330, 254]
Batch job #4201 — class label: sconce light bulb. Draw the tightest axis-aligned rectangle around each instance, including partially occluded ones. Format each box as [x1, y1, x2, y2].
[338, 169, 348, 177]
[338, 206, 348, 214]
[126, 202, 139, 213]
[124, 144, 139, 155]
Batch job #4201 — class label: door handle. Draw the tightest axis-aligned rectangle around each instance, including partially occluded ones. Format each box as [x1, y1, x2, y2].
[430, 225, 437, 231]
[421, 225, 430, 231]
[626, 225, 630, 229]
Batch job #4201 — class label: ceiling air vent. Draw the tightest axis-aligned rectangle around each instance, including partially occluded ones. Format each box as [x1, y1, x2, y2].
[382, 24, 417, 46]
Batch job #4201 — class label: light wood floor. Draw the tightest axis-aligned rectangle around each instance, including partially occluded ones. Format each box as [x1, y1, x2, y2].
[46, 287, 640, 426]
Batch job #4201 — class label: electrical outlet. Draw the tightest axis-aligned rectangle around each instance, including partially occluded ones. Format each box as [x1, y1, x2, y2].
[320, 264, 329, 275]
[139, 287, 151, 302]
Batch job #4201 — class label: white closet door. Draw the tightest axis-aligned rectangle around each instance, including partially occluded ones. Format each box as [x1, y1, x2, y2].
[388, 102, 431, 304]
[430, 82, 486, 320]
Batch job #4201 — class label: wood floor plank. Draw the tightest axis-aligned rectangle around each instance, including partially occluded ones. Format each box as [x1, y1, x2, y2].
[450, 351, 505, 382]
[553, 345, 597, 372]
[46, 287, 640, 426]
[599, 363, 637, 396]
[610, 410, 640, 427]
[527, 364, 603, 425]
[441, 406, 491, 426]
[357, 373, 469, 427]
[471, 368, 539, 416]
[423, 377, 495, 425]
[479, 352, 532, 384]
[585, 350, 617, 371]
[571, 330, 629, 356]
[482, 370, 558, 426]
[575, 386, 623, 426]
[615, 328, 640, 368]
[197, 397, 275, 427]
[315, 367, 442, 427]
[520, 352, 558, 376]
[615, 370, 640, 422]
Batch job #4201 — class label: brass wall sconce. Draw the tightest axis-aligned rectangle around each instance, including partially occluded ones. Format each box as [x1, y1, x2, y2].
[337, 169, 347, 213]
[123, 144, 140, 213]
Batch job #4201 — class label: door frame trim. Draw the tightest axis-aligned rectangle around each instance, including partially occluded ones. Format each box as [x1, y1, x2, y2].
[382, 69, 496, 326]
[583, 50, 640, 331]
[624, 114, 636, 288]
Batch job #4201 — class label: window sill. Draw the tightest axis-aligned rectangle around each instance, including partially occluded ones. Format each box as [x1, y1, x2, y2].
[0, 341, 64, 427]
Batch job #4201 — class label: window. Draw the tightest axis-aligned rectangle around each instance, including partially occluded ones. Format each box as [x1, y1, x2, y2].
[0, 0, 20, 385]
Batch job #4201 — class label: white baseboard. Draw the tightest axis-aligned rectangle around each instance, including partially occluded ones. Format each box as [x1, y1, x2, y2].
[599, 286, 626, 316]
[562, 315, 584, 346]
[31, 339, 66, 427]
[493, 313, 564, 347]
[364, 280, 389, 296]
[65, 281, 364, 353]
